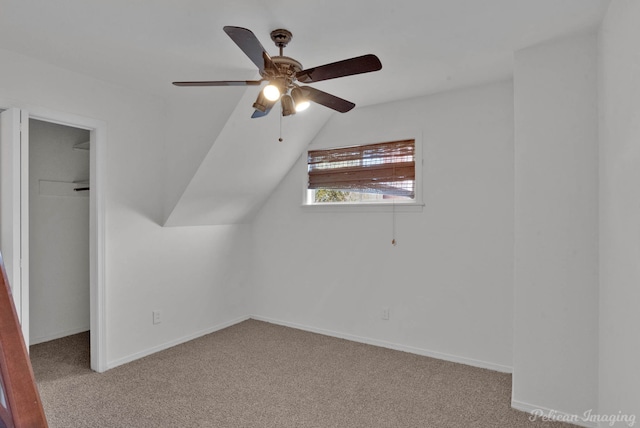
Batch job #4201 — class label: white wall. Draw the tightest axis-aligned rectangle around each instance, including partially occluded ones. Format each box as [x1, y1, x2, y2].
[251, 81, 515, 371]
[598, 0, 640, 424]
[29, 120, 90, 344]
[162, 91, 240, 222]
[512, 33, 599, 419]
[0, 48, 251, 368]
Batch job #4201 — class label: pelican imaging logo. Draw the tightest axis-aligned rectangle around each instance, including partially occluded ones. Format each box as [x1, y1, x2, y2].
[529, 409, 636, 426]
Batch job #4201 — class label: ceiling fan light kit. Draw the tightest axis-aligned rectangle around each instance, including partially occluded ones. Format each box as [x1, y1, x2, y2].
[291, 87, 310, 112]
[263, 82, 282, 101]
[173, 26, 382, 119]
[280, 94, 296, 117]
[252, 90, 272, 112]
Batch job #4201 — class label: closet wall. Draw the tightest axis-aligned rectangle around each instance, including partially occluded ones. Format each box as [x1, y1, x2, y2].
[29, 119, 90, 344]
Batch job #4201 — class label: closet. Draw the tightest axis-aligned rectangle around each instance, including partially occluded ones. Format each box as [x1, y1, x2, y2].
[29, 119, 90, 345]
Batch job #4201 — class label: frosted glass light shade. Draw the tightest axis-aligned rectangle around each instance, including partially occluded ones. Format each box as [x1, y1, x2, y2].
[281, 94, 295, 116]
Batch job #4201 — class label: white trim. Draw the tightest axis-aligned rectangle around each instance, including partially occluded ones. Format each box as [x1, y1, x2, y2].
[30, 327, 89, 345]
[511, 400, 598, 428]
[89, 124, 107, 373]
[250, 315, 512, 373]
[0, 108, 27, 341]
[19, 109, 29, 348]
[106, 316, 251, 370]
[28, 107, 108, 373]
[2, 102, 108, 373]
[301, 201, 424, 213]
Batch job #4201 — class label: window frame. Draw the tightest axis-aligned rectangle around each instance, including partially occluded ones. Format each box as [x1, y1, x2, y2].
[302, 131, 424, 211]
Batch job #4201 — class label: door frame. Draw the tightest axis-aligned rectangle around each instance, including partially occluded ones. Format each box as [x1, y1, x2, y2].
[1, 103, 107, 373]
[0, 108, 27, 341]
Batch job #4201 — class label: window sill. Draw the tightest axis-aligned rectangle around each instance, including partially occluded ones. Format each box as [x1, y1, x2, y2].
[301, 202, 424, 213]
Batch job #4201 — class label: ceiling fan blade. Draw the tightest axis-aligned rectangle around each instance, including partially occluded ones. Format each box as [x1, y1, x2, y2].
[302, 87, 355, 113]
[251, 106, 273, 118]
[223, 26, 275, 74]
[173, 80, 262, 87]
[296, 54, 382, 84]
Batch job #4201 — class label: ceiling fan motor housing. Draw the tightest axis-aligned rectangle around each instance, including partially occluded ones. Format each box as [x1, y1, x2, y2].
[263, 56, 303, 87]
[261, 29, 303, 92]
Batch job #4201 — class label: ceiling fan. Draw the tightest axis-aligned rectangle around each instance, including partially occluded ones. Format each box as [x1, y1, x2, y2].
[173, 26, 382, 118]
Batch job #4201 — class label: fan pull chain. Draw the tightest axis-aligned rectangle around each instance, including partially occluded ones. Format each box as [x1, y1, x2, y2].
[278, 113, 283, 142]
[391, 201, 397, 246]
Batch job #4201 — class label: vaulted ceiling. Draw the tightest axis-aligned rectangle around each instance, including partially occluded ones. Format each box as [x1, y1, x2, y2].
[0, 0, 611, 225]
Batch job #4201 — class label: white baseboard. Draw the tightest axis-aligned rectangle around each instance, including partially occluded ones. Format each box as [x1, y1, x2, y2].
[250, 315, 512, 373]
[106, 315, 250, 370]
[104, 314, 512, 374]
[511, 400, 598, 428]
[30, 326, 90, 345]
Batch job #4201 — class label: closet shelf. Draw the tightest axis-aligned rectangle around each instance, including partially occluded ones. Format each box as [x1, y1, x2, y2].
[72, 141, 90, 151]
[39, 180, 89, 197]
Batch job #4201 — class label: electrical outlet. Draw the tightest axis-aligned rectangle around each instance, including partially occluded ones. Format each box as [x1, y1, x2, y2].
[152, 310, 161, 325]
[381, 307, 390, 320]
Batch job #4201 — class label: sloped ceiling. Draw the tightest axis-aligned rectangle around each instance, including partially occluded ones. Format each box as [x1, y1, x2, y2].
[0, 0, 611, 225]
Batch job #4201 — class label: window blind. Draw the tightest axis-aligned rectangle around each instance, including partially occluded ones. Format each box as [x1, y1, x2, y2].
[308, 139, 415, 198]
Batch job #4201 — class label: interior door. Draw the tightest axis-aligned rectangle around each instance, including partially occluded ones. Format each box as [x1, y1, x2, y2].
[0, 107, 30, 346]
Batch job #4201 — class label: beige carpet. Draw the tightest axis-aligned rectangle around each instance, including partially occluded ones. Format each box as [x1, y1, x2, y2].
[30, 320, 577, 428]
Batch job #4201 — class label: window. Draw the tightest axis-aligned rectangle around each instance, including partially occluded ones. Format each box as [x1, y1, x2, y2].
[307, 139, 416, 204]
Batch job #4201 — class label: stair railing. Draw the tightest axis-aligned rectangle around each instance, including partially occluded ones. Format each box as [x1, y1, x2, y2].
[0, 251, 48, 428]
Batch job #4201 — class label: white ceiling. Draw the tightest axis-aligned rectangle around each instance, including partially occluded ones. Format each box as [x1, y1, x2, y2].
[0, 0, 610, 105]
[0, 0, 612, 225]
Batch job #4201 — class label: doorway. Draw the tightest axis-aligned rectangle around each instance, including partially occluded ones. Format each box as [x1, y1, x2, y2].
[28, 120, 90, 346]
[0, 106, 107, 372]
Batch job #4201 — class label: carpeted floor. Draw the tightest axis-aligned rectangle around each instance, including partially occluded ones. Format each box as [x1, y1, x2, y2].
[30, 320, 577, 428]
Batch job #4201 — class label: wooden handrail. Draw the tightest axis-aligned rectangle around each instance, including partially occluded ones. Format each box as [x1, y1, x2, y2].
[0, 251, 48, 428]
